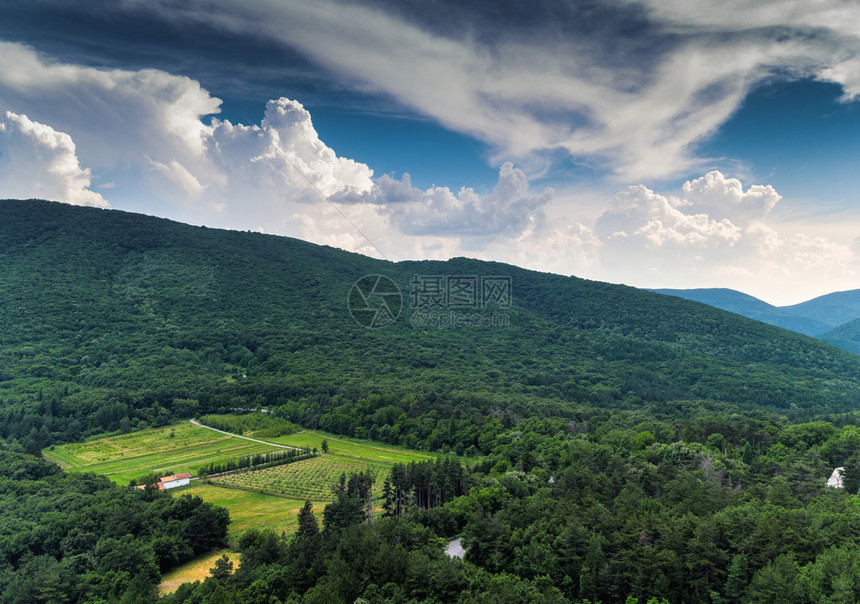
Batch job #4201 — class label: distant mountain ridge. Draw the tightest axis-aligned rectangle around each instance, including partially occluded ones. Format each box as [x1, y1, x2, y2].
[821, 319, 860, 355]
[651, 287, 860, 351]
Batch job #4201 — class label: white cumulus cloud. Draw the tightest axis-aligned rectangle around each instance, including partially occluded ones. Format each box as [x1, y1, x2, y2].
[335, 162, 552, 238]
[0, 111, 108, 207]
[208, 98, 374, 201]
[0, 42, 219, 171]
[592, 171, 859, 303]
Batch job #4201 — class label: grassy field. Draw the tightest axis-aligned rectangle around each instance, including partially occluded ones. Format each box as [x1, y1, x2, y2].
[209, 454, 391, 500]
[42, 422, 281, 485]
[268, 429, 438, 464]
[40, 418, 457, 592]
[158, 549, 242, 594]
[42, 419, 448, 540]
[176, 482, 326, 543]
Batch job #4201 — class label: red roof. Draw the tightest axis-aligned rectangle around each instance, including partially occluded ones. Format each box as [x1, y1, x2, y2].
[135, 472, 191, 491]
[159, 472, 191, 483]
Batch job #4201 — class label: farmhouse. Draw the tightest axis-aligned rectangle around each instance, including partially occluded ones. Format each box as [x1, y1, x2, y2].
[160, 472, 191, 489]
[135, 472, 192, 491]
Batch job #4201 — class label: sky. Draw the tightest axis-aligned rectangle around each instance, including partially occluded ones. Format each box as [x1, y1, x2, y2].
[0, 0, 859, 305]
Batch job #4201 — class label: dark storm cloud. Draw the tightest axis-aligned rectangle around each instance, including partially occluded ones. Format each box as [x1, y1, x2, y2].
[0, 0, 354, 110]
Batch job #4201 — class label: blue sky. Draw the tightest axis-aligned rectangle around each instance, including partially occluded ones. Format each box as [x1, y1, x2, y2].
[0, 0, 859, 304]
[701, 79, 860, 202]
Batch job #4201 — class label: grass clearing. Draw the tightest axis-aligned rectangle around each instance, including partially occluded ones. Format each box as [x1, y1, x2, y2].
[176, 482, 325, 544]
[42, 423, 281, 485]
[269, 429, 438, 464]
[158, 549, 241, 594]
[52, 423, 223, 466]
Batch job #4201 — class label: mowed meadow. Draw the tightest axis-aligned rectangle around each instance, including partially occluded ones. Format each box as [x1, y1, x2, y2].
[42, 422, 277, 485]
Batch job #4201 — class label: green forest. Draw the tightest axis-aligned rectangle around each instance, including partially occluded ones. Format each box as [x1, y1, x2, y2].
[3, 199, 860, 602]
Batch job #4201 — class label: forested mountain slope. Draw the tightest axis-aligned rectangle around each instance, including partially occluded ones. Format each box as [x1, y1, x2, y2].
[783, 289, 860, 331]
[823, 319, 860, 355]
[8, 199, 860, 603]
[1, 198, 860, 454]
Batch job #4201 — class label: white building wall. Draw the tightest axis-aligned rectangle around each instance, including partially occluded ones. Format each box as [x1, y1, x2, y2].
[162, 477, 190, 489]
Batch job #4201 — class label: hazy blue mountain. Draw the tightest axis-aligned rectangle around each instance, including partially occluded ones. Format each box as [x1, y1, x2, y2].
[650, 288, 777, 316]
[822, 319, 860, 354]
[651, 287, 860, 341]
[783, 290, 860, 330]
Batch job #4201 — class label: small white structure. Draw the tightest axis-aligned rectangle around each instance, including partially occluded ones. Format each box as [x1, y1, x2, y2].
[160, 472, 191, 489]
[137, 472, 192, 491]
[827, 467, 844, 488]
[446, 538, 466, 559]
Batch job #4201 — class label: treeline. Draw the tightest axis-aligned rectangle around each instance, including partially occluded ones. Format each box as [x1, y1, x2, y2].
[0, 447, 229, 603]
[383, 457, 470, 516]
[163, 466, 566, 603]
[3, 199, 860, 463]
[199, 447, 314, 477]
[163, 413, 860, 603]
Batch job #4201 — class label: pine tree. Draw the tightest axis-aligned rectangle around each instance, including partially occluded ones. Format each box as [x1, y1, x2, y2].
[297, 500, 319, 537]
[741, 442, 755, 465]
[210, 554, 234, 580]
[842, 452, 860, 494]
[724, 553, 748, 604]
[382, 478, 394, 517]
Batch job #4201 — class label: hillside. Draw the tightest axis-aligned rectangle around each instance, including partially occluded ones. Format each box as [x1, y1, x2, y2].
[2, 199, 860, 455]
[652, 287, 860, 339]
[8, 199, 860, 602]
[785, 289, 860, 331]
[823, 318, 860, 354]
[649, 288, 778, 317]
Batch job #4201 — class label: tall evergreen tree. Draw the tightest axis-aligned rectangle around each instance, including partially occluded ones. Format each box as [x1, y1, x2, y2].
[297, 500, 319, 537]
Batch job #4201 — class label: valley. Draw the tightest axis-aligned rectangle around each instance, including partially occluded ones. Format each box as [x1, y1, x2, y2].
[3, 199, 860, 602]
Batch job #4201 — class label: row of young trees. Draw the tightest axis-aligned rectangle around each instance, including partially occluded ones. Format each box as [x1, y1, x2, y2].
[198, 447, 314, 477]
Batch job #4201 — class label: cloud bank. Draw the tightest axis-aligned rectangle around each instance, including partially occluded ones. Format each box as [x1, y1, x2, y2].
[0, 41, 856, 304]
[129, 0, 860, 181]
[590, 172, 858, 303]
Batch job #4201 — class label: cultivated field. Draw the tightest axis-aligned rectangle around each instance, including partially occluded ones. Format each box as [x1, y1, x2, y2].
[42, 419, 449, 545]
[178, 482, 322, 542]
[42, 422, 281, 485]
[209, 454, 391, 500]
